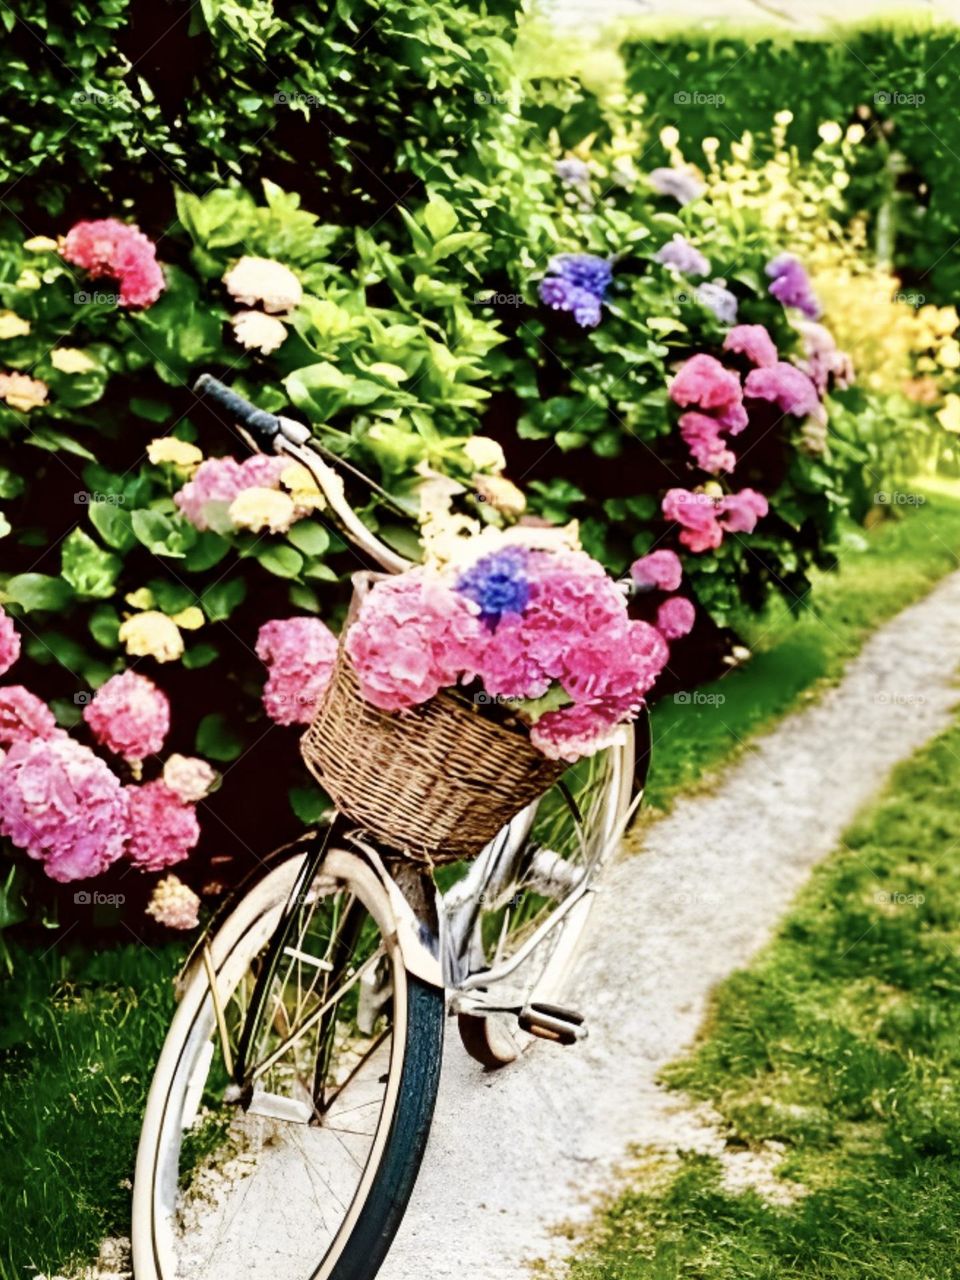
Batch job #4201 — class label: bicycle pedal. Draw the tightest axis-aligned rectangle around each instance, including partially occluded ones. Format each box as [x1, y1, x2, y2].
[518, 1002, 587, 1046]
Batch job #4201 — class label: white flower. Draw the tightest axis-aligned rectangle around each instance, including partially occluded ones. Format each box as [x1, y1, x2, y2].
[463, 435, 506, 474]
[163, 754, 218, 803]
[0, 311, 30, 340]
[222, 257, 303, 315]
[230, 310, 288, 354]
[50, 346, 96, 373]
[228, 486, 297, 533]
[146, 875, 201, 930]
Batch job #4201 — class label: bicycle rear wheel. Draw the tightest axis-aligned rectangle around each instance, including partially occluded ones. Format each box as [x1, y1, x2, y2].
[133, 846, 444, 1280]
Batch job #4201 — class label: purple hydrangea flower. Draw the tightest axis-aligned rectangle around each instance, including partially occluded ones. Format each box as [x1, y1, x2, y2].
[457, 548, 530, 627]
[655, 234, 711, 278]
[555, 157, 591, 187]
[648, 167, 705, 206]
[695, 281, 739, 325]
[766, 254, 822, 319]
[547, 253, 613, 298]
[538, 275, 602, 327]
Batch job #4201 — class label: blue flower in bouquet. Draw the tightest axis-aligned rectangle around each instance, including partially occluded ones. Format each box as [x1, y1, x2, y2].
[457, 547, 531, 627]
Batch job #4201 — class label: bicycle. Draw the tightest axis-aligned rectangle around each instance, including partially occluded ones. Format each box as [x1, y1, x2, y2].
[132, 374, 651, 1280]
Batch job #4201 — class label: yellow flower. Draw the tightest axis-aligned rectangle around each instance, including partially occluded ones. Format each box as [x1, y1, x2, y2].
[170, 606, 204, 631]
[0, 371, 48, 412]
[463, 435, 506, 474]
[229, 310, 288, 355]
[50, 347, 96, 373]
[15, 269, 41, 291]
[933, 306, 959, 338]
[119, 611, 184, 662]
[938, 338, 960, 370]
[474, 473, 527, 517]
[125, 587, 156, 610]
[23, 235, 58, 252]
[659, 125, 680, 150]
[845, 123, 866, 145]
[228, 486, 296, 533]
[774, 109, 794, 126]
[147, 437, 203, 468]
[222, 256, 302, 315]
[0, 312, 30, 340]
[938, 395, 960, 434]
[817, 121, 843, 146]
[279, 462, 321, 496]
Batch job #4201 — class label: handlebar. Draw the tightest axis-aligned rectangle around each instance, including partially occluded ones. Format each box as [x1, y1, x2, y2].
[192, 373, 411, 574]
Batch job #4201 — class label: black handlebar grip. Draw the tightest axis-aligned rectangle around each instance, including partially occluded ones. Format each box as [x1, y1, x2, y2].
[193, 374, 281, 450]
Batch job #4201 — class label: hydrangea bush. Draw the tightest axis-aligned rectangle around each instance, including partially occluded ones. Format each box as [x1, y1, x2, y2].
[0, 7, 928, 942]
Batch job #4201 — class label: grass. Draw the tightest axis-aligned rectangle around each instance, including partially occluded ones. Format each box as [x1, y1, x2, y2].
[0, 942, 181, 1280]
[4, 484, 960, 1278]
[645, 481, 960, 809]
[567, 709, 960, 1279]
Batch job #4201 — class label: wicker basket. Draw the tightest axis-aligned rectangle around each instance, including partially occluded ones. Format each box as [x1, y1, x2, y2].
[301, 575, 566, 864]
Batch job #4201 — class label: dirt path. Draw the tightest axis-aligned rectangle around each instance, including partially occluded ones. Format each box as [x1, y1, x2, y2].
[378, 567, 960, 1280]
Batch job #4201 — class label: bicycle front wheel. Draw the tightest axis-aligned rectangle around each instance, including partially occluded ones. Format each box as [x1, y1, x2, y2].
[132, 846, 444, 1280]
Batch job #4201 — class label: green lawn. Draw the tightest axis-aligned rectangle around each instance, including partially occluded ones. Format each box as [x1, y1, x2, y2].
[3, 485, 960, 1279]
[645, 481, 960, 810]
[568, 710, 960, 1280]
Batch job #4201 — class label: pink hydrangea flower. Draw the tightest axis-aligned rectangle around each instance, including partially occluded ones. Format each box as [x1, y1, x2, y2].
[670, 354, 742, 413]
[0, 604, 20, 676]
[256, 616, 339, 726]
[656, 596, 696, 640]
[662, 488, 769, 552]
[679, 412, 737, 474]
[61, 218, 165, 309]
[630, 549, 683, 592]
[662, 489, 725, 553]
[719, 489, 770, 533]
[0, 686, 58, 746]
[745, 362, 825, 423]
[83, 670, 170, 765]
[723, 324, 778, 368]
[0, 736, 128, 882]
[125, 780, 200, 871]
[794, 320, 855, 395]
[175, 454, 291, 531]
[530, 702, 625, 763]
[346, 570, 486, 711]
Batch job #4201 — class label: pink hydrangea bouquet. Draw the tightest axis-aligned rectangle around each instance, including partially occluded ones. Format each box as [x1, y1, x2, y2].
[343, 539, 669, 764]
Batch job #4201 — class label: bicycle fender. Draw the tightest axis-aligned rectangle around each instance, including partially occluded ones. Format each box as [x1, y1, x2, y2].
[352, 842, 445, 990]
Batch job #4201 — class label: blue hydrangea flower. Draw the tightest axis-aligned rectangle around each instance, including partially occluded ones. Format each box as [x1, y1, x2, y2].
[655, 234, 711, 279]
[547, 253, 613, 299]
[539, 276, 602, 328]
[555, 157, 591, 188]
[457, 547, 530, 627]
[695, 280, 739, 326]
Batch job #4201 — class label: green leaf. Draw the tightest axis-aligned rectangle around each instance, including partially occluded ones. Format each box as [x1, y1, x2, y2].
[257, 545, 303, 579]
[201, 578, 247, 622]
[195, 712, 244, 762]
[183, 530, 230, 572]
[88, 499, 136, 551]
[62, 529, 122, 600]
[132, 509, 195, 558]
[130, 396, 172, 422]
[286, 521, 330, 556]
[423, 194, 458, 240]
[289, 786, 329, 825]
[183, 642, 220, 669]
[3, 572, 73, 612]
[89, 604, 121, 649]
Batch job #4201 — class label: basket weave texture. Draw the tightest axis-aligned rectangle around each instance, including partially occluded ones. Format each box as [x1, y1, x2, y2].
[301, 577, 566, 863]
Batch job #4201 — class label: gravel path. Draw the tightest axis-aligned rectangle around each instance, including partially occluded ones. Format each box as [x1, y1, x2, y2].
[378, 567, 960, 1280]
